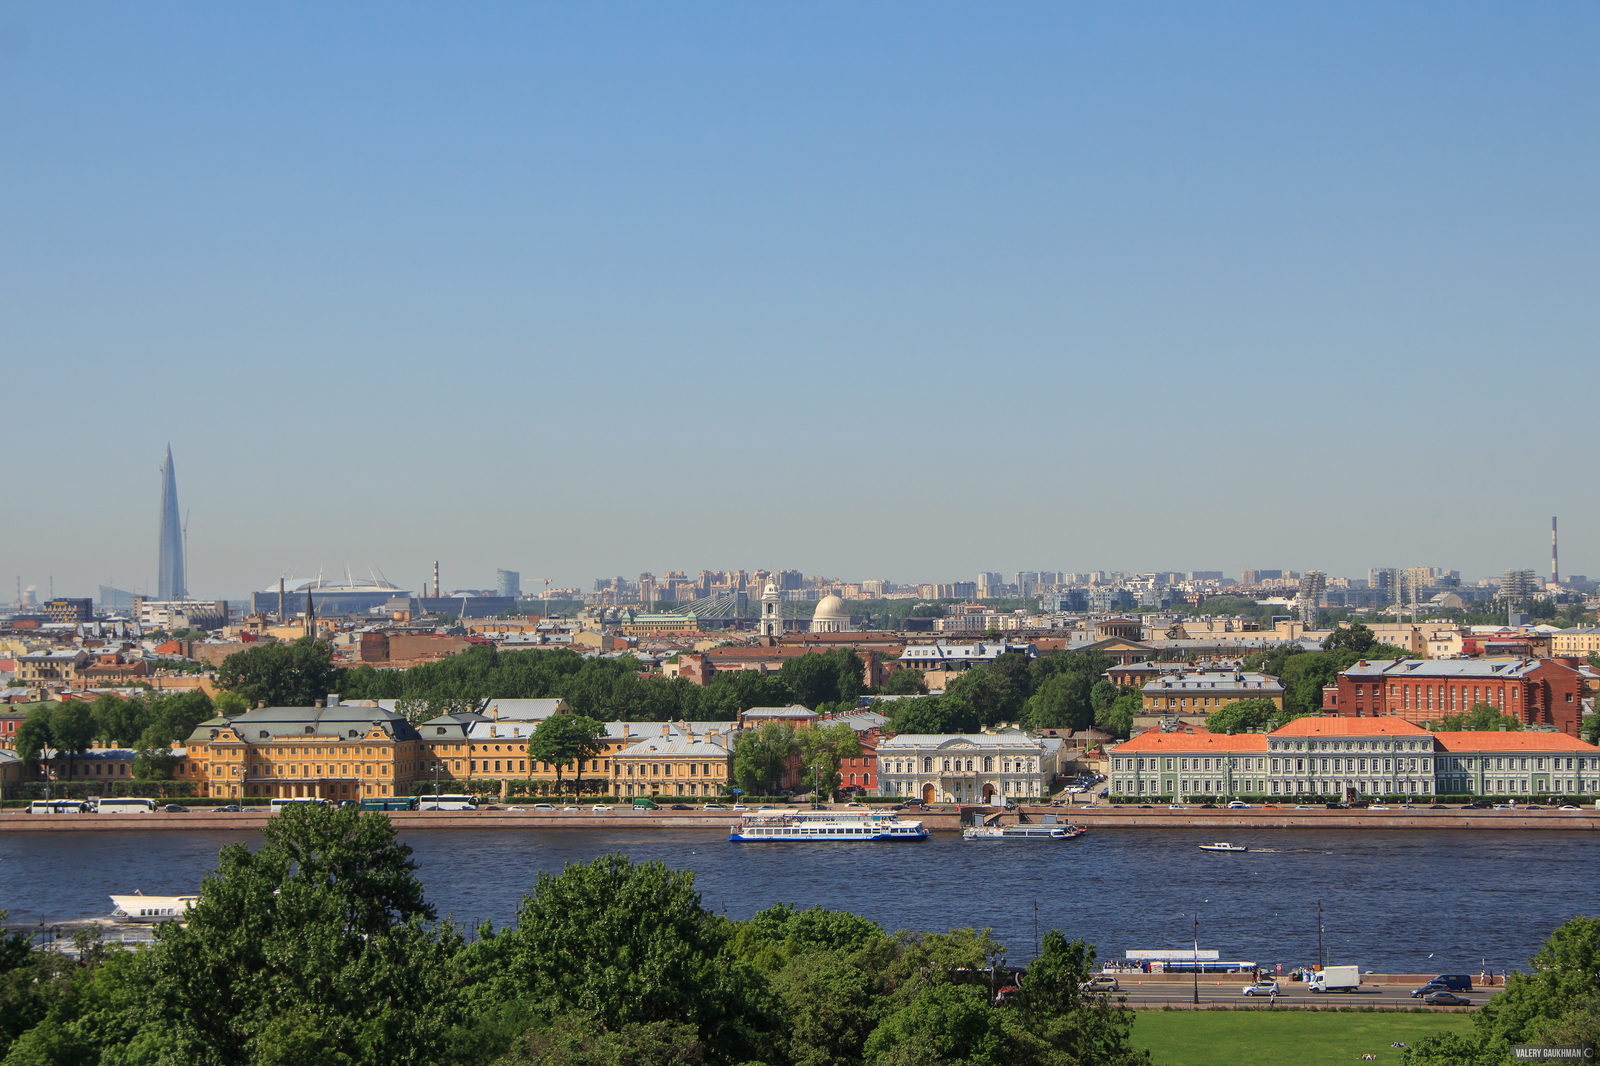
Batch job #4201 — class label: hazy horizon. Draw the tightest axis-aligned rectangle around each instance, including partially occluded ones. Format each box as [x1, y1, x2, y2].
[3, 4, 1596, 600]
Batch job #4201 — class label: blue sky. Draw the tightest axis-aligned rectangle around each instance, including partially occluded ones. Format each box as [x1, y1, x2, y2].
[2, 3, 1596, 598]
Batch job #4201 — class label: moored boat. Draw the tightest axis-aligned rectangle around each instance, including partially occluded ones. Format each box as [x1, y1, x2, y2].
[963, 823, 1086, 840]
[729, 810, 927, 842]
[1197, 842, 1248, 853]
[110, 892, 199, 921]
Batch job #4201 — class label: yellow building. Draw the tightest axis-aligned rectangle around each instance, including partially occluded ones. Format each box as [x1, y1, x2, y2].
[179, 701, 422, 800]
[1141, 670, 1285, 713]
[611, 724, 733, 799]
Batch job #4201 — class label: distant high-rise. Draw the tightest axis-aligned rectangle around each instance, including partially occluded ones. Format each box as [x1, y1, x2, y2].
[496, 569, 521, 599]
[157, 445, 186, 600]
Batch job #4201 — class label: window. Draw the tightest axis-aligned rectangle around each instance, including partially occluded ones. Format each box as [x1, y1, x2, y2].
[927, 757, 936, 773]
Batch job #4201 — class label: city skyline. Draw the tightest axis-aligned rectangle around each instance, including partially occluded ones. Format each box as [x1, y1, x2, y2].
[2, 4, 1596, 598]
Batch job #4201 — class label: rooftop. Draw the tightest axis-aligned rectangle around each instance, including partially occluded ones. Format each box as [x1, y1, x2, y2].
[1113, 731, 1269, 752]
[1432, 731, 1600, 752]
[1271, 716, 1432, 737]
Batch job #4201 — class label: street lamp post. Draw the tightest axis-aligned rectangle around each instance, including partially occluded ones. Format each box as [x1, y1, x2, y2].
[1192, 912, 1200, 1005]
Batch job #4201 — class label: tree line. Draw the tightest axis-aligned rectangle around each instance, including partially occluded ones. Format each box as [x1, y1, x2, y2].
[12, 690, 239, 784]
[0, 804, 1158, 1066]
[880, 650, 1138, 739]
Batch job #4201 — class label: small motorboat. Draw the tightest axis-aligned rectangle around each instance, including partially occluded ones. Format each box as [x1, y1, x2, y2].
[1197, 842, 1249, 853]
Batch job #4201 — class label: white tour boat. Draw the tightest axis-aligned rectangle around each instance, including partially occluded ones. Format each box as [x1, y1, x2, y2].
[1197, 842, 1249, 853]
[110, 892, 199, 922]
[729, 810, 927, 842]
[964, 823, 1086, 841]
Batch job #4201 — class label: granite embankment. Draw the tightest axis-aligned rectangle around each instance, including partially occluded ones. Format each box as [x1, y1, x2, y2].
[2, 805, 1595, 832]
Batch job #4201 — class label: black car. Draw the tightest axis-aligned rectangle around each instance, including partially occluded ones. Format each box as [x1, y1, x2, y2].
[1428, 804, 1448, 810]
[1411, 981, 1449, 998]
[1138, 804, 1154, 809]
[1325, 802, 1348, 809]
[1199, 803, 1218, 809]
[669, 804, 691, 810]
[163, 804, 189, 813]
[1422, 990, 1470, 1006]
[1463, 800, 1493, 809]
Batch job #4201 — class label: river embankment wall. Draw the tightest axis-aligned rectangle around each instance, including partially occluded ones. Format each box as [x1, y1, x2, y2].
[2, 807, 1595, 832]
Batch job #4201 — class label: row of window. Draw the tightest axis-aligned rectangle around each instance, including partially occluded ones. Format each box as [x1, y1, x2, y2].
[1266, 740, 1428, 753]
[886, 755, 1039, 774]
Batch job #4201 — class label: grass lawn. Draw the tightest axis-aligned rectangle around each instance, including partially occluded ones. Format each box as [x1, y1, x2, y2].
[1135, 1009, 1476, 1066]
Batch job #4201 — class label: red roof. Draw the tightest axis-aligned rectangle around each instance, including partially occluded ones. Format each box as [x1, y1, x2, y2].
[1272, 716, 1429, 737]
[1432, 731, 1599, 752]
[1115, 732, 1268, 752]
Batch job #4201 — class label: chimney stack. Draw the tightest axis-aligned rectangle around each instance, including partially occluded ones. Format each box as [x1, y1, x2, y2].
[1552, 516, 1559, 585]
[434, 561, 440, 600]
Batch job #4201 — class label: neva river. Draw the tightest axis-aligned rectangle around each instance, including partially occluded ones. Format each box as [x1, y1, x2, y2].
[2, 826, 1591, 973]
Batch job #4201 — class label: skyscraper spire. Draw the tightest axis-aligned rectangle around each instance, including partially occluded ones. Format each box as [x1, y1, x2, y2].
[158, 445, 186, 600]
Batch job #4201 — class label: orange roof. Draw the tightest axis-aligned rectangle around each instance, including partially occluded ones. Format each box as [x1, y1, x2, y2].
[1271, 716, 1429, 737]
[1115, 731, 1268, 752]
[1432, 731, 1599, 752]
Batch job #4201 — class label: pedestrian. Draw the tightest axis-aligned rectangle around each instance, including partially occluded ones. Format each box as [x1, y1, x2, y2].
[1269, 989, 1278, 1007]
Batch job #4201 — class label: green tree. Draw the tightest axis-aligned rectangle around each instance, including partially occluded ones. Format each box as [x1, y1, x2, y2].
[526, 714, 609, 796]
[882, 669, 928, 696]
[887, 695, 980, 736]
[217, 636, 339, 707]
[1204, 697, 1282, 734]
[863, 983, 1023, 1066]
[1427, 703, 1524, 732]
[482, 853, 768, 1060]
[1089, 680, 1118, 718]
[797, 721, 862, 800]
[945, 669, 1022, 727]
[781, 650, 865, 710]
[13, 709, 53, 771]
[1096, 694, 1140, 740]
[211, 690, 249, 717]
[732, 719, 800, 795]
[48, 702, 95, 782]
[1322, 621, 1377, 654]
[1023, 672, 1092, 731]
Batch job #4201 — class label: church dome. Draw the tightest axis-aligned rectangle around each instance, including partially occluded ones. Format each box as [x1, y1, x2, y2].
[814, 594, 848, 620]
[763, 582, 778, 597]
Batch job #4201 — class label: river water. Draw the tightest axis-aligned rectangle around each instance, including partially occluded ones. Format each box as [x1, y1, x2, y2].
[2, 827, 1590, 974]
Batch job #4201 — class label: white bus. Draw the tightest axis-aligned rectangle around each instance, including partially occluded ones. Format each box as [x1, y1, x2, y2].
[270, 797, 330, 812]
[27, 799, 90, 814]
[417, 794, 479, 811]
[95, 798, 159, 814]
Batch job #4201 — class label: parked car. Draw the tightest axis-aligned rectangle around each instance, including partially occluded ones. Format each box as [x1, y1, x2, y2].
[670, 804, 691, 810]
[214, 804, 243, 812]
[1463, 800, 1493, 809]
[1324, 802, 1348, 809]
[703, 803, 727, 810]
[1367, 805, 1391, 811]
[1558, 805, 1582, 811]
[532, 803, 556, 810]
[591, 804, 613, 812]
[1242, 980, 1280, 996]
[1081, 976, 1119, 993]
[163, 804, 189, 813]
[1227, 801, 1251, 809]
[1199, 803, 1219, 809]
[1422, 991, 1471, 1007]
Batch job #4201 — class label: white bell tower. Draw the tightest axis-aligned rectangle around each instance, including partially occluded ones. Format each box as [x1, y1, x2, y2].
[759, 582, 782, 638]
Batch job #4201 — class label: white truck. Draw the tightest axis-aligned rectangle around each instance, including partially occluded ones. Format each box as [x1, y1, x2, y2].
[1308, 966, 1362, 992]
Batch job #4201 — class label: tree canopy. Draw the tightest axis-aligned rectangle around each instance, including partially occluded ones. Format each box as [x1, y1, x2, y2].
[217, 637, 340, 707]
[525, 714, 609, 795]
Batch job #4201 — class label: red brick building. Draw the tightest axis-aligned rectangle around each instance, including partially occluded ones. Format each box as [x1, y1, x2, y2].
[1325, 657, 1587, 736]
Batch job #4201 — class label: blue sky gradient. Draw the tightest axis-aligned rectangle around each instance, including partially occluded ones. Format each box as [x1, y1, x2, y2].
[2, 3, 1596, 597]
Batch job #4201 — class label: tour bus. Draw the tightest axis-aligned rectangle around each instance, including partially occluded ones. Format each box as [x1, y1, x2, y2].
[269, 797, 330, 812]
[359, 797, 418, 812]
[27, 799, 90, 814]
[95, 798, 160, 814]
[417, 794, 479, 811]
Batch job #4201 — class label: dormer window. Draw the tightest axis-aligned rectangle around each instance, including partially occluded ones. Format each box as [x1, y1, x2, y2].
[436, 727, 447, 735]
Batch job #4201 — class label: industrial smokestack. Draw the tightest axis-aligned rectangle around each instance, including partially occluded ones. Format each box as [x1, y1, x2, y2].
[278, 577, 285, 622]
[1552, 516, 1559, 585]
[434, 560, 440, 599]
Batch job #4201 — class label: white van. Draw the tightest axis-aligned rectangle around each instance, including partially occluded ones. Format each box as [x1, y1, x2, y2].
[95, 798, 159, 814]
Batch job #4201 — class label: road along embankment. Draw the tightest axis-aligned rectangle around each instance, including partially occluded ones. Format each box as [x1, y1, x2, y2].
[1, 806, 1595, 832]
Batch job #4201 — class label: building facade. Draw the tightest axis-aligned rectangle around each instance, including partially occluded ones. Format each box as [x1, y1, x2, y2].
[1140, 671, 1285, 714]
[875, 733, 1061, 804]
[1107, 716, 1600, 800]
[1326, 658, 1586, 735]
